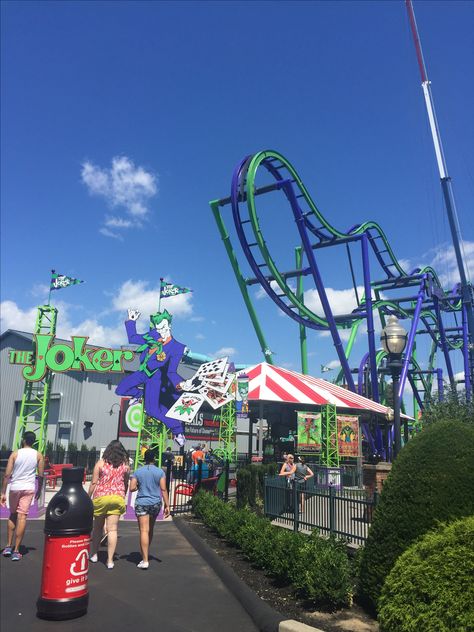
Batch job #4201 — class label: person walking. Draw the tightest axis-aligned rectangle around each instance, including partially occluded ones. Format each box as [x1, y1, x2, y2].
[129, 449, 170, 569]
[162, 447, 174, 474]
[88, 440, 130, 569]
[1, 431, 44, 561]
[294, 456, 314, 513]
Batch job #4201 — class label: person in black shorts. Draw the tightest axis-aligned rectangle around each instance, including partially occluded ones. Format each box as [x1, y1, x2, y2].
[129, 450, 170, 569]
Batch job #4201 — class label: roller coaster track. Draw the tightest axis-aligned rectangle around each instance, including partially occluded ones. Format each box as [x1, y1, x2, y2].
[211, 149, 468, 410]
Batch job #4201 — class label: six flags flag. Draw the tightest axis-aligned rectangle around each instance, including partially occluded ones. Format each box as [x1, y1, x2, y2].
[160, 279, 192, 298]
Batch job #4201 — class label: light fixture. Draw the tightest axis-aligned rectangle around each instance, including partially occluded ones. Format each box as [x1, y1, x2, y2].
[108, 403, 120, 416]
[381, 315, 408, 356]
[380, 315, 408, 459]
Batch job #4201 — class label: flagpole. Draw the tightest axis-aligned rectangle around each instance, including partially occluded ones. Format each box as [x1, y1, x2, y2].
[48, 270, 54, 306]
[158, 277, 164, 313]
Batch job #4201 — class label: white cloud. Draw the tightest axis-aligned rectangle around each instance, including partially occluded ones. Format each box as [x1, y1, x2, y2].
[30, 283, 50, 300]
[213, 347, 236, 359]
[326, 359, 341, 370]
[0, 300, 124, 347]
[99, 227, 123, 240]
[1, 301, 40, 334]
[305, 286, 365, 317]
[68, 319, 125, 347]
[255, 279, 296, 300]
[398, 240, 474, 289]
[112, 279, 193, 318]
[195, 333, 205, 340]
[318, 328, 352, 341]
[82, 156, 157, 216]
[105, 216, 133, 229]
[430, 240, 474, 287]
[82, 156, 158, 238]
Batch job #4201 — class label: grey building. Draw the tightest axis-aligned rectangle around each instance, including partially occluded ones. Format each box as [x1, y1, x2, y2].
[0, 330, 260, 454]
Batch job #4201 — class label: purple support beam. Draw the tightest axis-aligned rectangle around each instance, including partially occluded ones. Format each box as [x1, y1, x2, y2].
[462, 304, 471, 400]
[376, 425, 385, 460]
[361, 421, 376, 456]
[361, 234, 380, 402]
[433, 296, 455, 388]
[437, 368, 444, 400]
[284, 182, 356, 392]
[399, 276, 427, 399]
[357, 352, 370, 395]
[407, 371, 424, 410]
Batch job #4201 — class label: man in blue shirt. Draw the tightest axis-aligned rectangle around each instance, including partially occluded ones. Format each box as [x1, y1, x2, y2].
[129, 450, 170, 569]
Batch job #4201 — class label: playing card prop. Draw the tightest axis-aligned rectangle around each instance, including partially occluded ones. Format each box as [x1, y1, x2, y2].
[167, 393, 206, 424]
[337, 415, 360, 457]
[176, 357, 235, 421]
[297, 412, 322, 452]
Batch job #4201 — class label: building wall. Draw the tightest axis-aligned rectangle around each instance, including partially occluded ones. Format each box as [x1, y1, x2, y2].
[0, 331, 222, 453]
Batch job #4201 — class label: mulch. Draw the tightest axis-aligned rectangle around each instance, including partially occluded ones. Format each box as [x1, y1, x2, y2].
[180, 514, 379, 632]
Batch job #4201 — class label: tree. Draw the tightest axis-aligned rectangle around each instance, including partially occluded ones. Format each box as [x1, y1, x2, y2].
[421, 387, 473, 426]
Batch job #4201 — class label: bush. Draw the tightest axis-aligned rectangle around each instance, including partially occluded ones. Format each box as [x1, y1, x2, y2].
[192, 490, 352, 609]
[291, 531, 352, 607]
[88, 447, 97, 472]
[45, 441, 54, 462]
[378, 516, 474, 632]
[359, 421, 474, 610]
[421, 387, 473, 426]
[265, 527, 306, 584]
[236, 463, 278, 509]
[68, 443, 78, 464]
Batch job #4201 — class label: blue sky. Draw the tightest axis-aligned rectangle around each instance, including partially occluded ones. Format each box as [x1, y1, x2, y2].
[1, 0, 473, 398]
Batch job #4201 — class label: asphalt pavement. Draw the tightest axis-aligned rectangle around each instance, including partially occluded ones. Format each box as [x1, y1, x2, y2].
[0, 519, 259, 632]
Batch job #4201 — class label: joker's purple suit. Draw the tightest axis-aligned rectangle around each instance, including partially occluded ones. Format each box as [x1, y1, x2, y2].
[116, 320, 186, 435]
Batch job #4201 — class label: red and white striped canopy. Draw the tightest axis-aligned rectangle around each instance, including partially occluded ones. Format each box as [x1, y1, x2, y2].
[240, 362, 394, 416]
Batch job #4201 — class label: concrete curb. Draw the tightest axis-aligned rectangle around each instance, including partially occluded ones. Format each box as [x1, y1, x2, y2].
[174, 518, 326, 632]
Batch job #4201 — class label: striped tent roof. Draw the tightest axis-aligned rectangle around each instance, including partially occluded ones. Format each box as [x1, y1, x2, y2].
[241, 362, 399, 416]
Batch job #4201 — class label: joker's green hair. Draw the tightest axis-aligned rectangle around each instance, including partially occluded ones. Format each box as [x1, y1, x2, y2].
[150, 309, 173, 327]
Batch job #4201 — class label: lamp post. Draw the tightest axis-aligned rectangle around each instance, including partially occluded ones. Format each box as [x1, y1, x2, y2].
[381, 316, 408, 458]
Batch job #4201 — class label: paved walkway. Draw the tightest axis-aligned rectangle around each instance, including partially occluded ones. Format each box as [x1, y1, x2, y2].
[0, 519, 259, 632]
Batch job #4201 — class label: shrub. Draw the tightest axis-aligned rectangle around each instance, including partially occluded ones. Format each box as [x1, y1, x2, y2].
[68, 443, 78, 464]
[265, 527, 306, 584]
[88, 447, 97, 472]
[236, 467, 255, 509]
[378, 516, 474, 632]
[421, 387, 473, 426]
[359, 420, 474, 610]
[45, 441, 54, 461]
[193, 490, 352, 609]
[291, 531, 352, 608]
[236, 463, 278, 509]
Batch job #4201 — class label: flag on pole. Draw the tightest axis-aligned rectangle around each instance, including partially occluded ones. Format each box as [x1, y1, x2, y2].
[160, 280, 192, 299]
[50, 270, 84, 291]
[321, 364, 333, 373]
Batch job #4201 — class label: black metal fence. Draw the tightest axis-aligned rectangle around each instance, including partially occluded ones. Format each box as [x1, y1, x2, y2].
[264, 476, 377, 544]
[168, 459, 231, 515]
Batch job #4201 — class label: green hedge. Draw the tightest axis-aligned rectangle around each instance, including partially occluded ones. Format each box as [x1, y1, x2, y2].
[192, 490, 352, 609]
[378, 516, 474, 632]
[359, 420, 474, 610]
[236, 463, 278, 509]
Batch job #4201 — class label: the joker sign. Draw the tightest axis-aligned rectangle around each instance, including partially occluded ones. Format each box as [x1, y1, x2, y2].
[116, 309, 187, 446]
